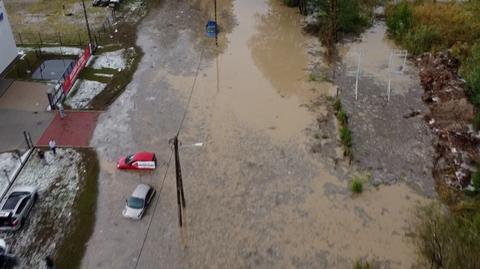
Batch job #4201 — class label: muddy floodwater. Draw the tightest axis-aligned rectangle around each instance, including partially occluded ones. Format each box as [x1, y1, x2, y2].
[85, 0, 430, 268]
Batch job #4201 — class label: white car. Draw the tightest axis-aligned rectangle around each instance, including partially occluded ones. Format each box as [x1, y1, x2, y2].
[0, 186, 38, 231]
[122, 184, 155, 220]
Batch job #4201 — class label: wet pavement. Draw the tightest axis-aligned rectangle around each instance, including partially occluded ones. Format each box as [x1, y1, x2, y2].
[85, 1, 430, 268]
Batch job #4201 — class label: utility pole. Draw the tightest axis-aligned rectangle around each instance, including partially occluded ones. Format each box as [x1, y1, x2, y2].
[172, 136, 186, 226]
[214, 0, 218, 46]
[81, 0, 94, 50]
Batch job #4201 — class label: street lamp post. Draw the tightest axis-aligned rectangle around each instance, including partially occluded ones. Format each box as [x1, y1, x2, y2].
[80, 0, 94, 49]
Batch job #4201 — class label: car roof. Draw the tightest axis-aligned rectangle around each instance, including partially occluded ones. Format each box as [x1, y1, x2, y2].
[9, 185, 36, 193]
[133, 152, 155, 161]
[131, 184, 151, 198]
[2, 195, 25, 211]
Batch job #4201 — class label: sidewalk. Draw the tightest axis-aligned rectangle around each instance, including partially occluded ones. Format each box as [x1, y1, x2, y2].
[36, 111, 100, 147]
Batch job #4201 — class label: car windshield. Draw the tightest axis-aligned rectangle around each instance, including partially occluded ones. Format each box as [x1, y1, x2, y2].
[2, 192, 29, 210]
[127, 197, 144, 209]
[125, 155, 134, 164]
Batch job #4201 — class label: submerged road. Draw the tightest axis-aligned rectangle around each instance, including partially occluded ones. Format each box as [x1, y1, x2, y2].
[83, 0, 428, 268]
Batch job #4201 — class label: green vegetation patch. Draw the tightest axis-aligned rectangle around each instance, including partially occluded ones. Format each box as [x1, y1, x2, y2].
[413, 203, 480, 269]
[54, 149, 99, 269]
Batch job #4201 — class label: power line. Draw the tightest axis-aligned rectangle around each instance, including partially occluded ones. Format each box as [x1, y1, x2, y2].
[176, 49, 205, 137]
[133, 150, 173, 269]
[133, 47, 205, 269]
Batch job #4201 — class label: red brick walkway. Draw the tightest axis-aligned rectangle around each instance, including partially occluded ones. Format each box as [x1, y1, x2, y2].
[37, 111, 100, 147]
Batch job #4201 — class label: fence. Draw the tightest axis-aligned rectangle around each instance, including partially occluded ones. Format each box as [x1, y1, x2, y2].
[48, 44, 92, 109]
[13, 16, 115, 47]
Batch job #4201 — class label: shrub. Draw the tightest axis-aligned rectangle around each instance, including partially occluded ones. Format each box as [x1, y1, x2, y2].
[414, 203, 480, 269]
[338, 0, 370, 34]
[386, 1, 413, 39]
[473, 113, 480, 131]
[351, 178, 363, 193]
[282, 0, 299, 7]
[340, 126, 353, 158]
[412, 3, 480, 50]
[353, 260, 371, 269]
[333, 98, 342, 112]
[336, 109, 348, 126]
[340, 127, 352, 148]
[473, 169, 480, 192]
[462, 44, 480, 108]
[403, 25, 439, 55]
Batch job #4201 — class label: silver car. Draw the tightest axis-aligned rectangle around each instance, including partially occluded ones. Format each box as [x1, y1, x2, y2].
[0, 186, 37, 231]
[122, 184, 155, 220]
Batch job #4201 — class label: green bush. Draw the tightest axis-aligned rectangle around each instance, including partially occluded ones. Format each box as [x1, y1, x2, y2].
[414, 203, 480, 269]
[338, 0, 370, 34]
[336, 109, 348, 126]
[462, 44, 480, 108]
[473, 169, 480, 192]
[473, 113, 480, 131]
[353, 260, 371, 269]
[403, 25, 439, 55]
[282, 0, 299, 7]
[340, 127, 352, 148]
[333, 98, 342, 112]
[386, 1, 413, 39]
[351, 178, 363, 193]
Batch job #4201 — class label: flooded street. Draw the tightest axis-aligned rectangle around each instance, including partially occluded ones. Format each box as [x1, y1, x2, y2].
[84, 0, 430, 268]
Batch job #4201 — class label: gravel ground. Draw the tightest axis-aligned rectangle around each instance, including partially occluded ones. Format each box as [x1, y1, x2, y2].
[335, 22, 436, 197]
[0, 149, 84, 268]
[65, 80, 107, 109]
[92, 49, 127, 71]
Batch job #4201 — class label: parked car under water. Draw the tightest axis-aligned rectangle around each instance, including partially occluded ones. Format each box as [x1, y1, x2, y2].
[0, 186, 37, 231]
[122, 184, 155, 220]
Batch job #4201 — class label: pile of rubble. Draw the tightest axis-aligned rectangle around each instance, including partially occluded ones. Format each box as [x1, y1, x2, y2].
[418, 51, 480, 190]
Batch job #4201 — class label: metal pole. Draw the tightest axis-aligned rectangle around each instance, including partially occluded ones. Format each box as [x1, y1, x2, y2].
[355, 52, 361, 100]
[387, 52, 393, 101]
[81, 0, 94, 49]
[401, 51, 407, 74]
[214, 0, 218, 46]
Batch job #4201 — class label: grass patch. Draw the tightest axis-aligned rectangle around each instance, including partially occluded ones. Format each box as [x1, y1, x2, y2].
[336, 109, 348, 126]
[472, 168, 480, 193]
[350, 176, 364, 194]
[89, 46, 143, 110]
[332, 97, 353, 159]
[79, 67, 117, 84]
[340, 126, 352, 158]
[413, 202, 480, 269]
[54, 149, 99, 269]
[353, 259, 371, 269]
[333, 98, 342, 112]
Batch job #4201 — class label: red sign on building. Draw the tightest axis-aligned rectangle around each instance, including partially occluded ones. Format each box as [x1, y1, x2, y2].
[62, 44, 92, 93]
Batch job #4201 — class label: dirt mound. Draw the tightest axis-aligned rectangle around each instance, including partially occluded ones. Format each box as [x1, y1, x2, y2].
[418, 51, 480, 190]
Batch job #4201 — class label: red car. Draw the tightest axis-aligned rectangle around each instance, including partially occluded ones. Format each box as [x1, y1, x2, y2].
[117, 152, 157, 170]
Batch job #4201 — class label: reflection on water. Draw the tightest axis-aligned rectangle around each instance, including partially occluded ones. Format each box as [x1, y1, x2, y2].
[31, 59, 74, 81]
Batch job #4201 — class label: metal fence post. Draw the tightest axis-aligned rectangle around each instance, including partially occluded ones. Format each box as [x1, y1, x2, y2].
[18, 33, 24, 46]
[38, 32, 43, 46]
